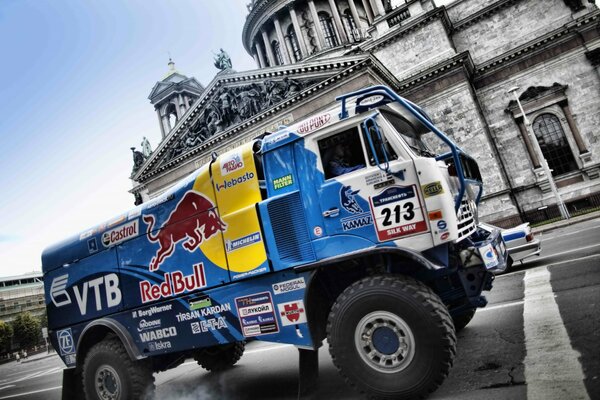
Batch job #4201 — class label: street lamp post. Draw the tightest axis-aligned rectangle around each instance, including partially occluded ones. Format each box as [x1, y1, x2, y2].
[508, 87, 570, 220]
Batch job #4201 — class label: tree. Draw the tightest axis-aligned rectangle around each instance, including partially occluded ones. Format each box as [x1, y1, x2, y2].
[0, 321, 13, 353]
[12, 312, 41, 349]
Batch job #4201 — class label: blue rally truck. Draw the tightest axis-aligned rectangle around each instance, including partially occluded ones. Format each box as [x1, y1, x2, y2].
[43, 86, 509, 400]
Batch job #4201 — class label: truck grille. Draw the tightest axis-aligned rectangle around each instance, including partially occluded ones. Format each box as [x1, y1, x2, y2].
[457, 199, 476, 240]
[267, 192, 315, 263]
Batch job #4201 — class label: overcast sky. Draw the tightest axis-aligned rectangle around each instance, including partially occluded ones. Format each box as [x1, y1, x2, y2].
[0, 0, 459, 278]
[0, 0, 256, 277]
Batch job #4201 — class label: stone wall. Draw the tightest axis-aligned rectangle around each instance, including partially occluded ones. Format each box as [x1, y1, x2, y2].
[373, 19, 455, 80]
[453, 0, 572, 64]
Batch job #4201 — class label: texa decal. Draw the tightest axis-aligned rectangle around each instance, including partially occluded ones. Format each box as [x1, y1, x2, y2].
[49, 274, 122, 316]
[340, 185, 363, 214]
[143, 191, 226, 271]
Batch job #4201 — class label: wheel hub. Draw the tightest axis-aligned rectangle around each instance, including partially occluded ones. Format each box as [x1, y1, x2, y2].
[354, 311, 415, 373]
[95, 365, 121, 400]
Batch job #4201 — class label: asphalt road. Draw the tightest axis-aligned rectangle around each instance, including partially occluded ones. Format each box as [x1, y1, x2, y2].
[1, 218, 598, 400]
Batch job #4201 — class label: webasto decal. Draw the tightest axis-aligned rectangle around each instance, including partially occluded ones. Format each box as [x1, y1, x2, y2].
[215, 172, 255, 192]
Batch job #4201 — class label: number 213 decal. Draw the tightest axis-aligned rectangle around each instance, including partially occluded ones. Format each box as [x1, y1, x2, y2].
[381, 202, 415, 226]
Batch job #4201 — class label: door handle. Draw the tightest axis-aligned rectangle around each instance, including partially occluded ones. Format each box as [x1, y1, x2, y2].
[323, 208, 340, 218]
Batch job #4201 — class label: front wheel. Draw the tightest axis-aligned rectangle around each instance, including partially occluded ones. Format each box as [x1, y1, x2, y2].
[327, 275, 456, 400]
[194, 341, 245, 372]
[83, 337, 154, 400]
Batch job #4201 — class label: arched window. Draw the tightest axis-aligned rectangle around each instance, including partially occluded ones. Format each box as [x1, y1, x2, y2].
[272, 40, 284, 65]
[318, 11, 338, 48]
[532, 113, 577, 176]
[342, 9, 358, 41]
[166, 103, 178, 130]
[287, 25, 302, 62]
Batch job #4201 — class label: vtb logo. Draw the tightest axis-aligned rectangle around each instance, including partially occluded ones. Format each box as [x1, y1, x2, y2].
[143, 190, 226, 271]
[49, 274, 122, 316]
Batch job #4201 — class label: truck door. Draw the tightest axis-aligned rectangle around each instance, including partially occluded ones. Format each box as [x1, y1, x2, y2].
[316, 118, 428, 246]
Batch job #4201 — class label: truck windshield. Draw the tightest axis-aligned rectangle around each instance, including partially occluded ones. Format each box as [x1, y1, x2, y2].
[381, 111, 436, 157]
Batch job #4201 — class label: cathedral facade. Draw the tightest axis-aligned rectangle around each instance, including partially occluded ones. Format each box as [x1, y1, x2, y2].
[131, 0, 600, 226]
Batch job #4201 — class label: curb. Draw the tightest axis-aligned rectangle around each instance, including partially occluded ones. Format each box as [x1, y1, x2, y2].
[21, 353, 58, 364]
[532, 210, 600, 234]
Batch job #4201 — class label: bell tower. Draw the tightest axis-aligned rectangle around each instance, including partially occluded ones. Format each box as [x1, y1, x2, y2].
[148, 59, 205, 139]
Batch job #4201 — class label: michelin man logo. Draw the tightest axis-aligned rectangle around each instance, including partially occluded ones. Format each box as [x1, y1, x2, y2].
[340, 185, 363, 214]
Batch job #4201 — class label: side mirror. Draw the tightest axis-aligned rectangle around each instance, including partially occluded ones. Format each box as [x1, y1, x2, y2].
[362, 115, 390, 173]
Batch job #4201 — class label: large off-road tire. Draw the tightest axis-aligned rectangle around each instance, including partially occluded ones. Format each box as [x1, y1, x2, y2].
[327, 275, 456, 400]
[194, 341, 245, 372]
[453, 308, 476, 332]
[83, 337, 154, 400]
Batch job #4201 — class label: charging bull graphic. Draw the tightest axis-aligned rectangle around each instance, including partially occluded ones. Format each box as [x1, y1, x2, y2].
[340, 185, 363, 214]
[143, 191, 227, 271]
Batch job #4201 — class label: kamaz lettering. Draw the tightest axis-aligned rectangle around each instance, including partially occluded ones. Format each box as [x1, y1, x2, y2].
[139, 264, 206, 303]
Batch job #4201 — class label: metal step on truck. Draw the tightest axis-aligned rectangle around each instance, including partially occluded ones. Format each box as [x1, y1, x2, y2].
[42, 85, 509, 400]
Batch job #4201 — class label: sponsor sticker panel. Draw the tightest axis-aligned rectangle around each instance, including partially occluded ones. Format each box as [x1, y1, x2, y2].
[277, 300, 307, 326]
[235, 292, 279, 337]
[272, 277, 306, 295]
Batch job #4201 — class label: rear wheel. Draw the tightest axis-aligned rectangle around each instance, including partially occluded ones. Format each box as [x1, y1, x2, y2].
[83, 337, 154, 400]
[194, 341, 245, 372]
[327, 275, 456, 400]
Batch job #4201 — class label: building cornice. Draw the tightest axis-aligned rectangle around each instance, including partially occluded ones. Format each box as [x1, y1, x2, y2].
[453, 0, 524, 32]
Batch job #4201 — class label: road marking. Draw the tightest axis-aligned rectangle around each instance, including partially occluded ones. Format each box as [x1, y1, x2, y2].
[534, 242, 600, 263]
[0, 386, 15, 392]
[498, 253, 600, 278]
[1, 367, 63, 386]
[543, 224, 600, 241]
[523, 267, 589, 400]
[0, 386, 62, 399]
[478, 300, 524, 312]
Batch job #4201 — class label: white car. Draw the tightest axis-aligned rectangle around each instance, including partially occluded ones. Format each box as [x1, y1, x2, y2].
[479, 222, 542, 264]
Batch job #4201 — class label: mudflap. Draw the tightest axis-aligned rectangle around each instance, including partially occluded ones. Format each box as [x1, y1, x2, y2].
[298, 348, 319, 396]
[61, 368, 84, 400]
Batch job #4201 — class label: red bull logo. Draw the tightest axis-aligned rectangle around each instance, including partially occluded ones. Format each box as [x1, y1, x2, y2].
[143, 191, 227, 271]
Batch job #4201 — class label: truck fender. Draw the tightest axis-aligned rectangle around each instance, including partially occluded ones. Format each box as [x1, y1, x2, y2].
[294, 246, 444, 272]
[77, 318, 145, 363]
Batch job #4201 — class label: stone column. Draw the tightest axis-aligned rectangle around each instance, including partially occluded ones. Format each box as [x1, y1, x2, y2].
[252, 50, 260, 68]
[289, 5, 308, 58]
[370, 0, 386, 17]
[559, 101, 587, 154]
[156, 109, 166, 139]
[327, 0, 348, 44]
[516, 117, 541, 168]
[174, 98, 183, 119]
[361, 0, 374, 23]
[261, 29, 276, 66]
[308, 0, 325, 50]
[348, 0, 362, 32]
[178, 94, 186, 114]
[273, 16, 291, 64]
[255, 41, 266, 68]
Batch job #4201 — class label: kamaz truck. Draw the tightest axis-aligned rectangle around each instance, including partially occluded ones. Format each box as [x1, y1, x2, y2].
[42, 85, 509, 400]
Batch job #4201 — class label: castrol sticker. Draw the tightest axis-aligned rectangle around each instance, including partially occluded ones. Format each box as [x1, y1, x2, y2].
[102, 220, 138, 247]
[369, 185, 427, 241]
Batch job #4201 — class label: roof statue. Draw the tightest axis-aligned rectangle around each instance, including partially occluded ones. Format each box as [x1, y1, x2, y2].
[141, 136, 152, 158]
[214, 48, 232, 71]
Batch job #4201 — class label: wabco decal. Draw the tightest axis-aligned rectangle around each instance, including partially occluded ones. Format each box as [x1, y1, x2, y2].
[102, 220, 138, 248]
[235, 292, 279, 337]
[220, 151, 244, 176]
[215, 172, 255, 192]
[139, 327, 177, 343]
[370, 185, 427, 241]
[226, 232, 261, 253]
[143, 191, 226, 271]
[296, 113, 331, 135]
[139, 263, 207, 303]
[49, 273, 122, 316]
[277, 300, 307, 326]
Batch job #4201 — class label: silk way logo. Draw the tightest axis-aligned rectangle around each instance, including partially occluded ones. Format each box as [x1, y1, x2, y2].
[340, 185, 363, 214]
